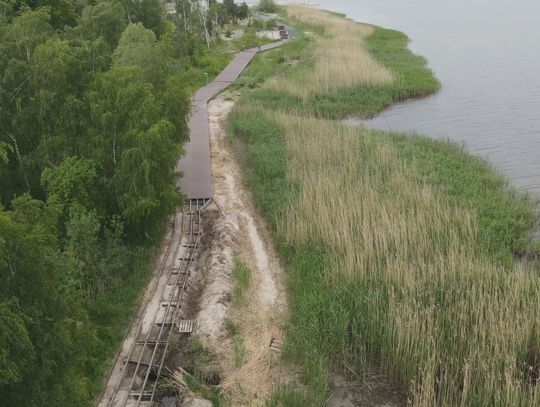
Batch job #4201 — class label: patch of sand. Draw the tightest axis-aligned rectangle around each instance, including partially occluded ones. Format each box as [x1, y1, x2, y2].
[193, 94, 290, 405]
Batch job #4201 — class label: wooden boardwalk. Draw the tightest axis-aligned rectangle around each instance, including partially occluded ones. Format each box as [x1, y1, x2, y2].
[177, 41, 287, 199]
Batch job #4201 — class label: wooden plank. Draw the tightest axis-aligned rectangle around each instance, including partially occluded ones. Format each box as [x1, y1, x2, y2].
[177, 40, 288, 200]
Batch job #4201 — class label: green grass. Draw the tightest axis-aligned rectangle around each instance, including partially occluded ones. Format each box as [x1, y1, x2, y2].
[184, 338, 223, 406]
[232, 258, 252, 305]
[231, 37, 313, 91]
[228, 12, 539, 407]
[265, 384, 323, 407]
[234, 26, 439, 119]
[225, 317, 247, 367]
[388, 132, 534, 266]
[233, 27, 274, 50]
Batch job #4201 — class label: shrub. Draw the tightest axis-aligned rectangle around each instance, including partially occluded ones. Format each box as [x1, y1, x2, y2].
[257, 0, 277, 13]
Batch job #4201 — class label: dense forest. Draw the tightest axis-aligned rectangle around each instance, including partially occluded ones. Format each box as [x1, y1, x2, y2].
[0, 0, 247, 405]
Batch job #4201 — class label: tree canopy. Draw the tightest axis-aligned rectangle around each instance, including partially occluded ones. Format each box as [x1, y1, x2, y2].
[0, 0, 251, 404]
[257, 0, 277, 13]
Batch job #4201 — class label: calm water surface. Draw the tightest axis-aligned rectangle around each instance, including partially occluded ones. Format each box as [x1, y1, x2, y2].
[314, 0, 540, 194]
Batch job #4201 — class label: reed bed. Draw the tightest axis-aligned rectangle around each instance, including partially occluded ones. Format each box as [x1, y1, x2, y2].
[231, 104, 540, 406]
[265, 7, 393, 100]
[228, 7, 540, 406]
[275, 111, 539, 406]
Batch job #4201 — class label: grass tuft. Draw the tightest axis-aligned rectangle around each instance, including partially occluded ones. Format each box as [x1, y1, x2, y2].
[232, 258, 252, 306]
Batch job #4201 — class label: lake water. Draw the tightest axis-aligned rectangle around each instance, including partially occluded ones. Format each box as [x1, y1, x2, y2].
[312, 0, 540, 194]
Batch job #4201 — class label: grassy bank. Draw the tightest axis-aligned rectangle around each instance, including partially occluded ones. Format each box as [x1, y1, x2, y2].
[228, 6, 539, 407]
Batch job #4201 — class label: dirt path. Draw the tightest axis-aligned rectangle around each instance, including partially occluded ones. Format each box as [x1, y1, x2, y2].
[189, 94, 289, 405]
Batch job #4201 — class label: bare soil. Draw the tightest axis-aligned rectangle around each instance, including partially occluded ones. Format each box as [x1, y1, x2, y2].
[186, 94, 290, 406]
[327, 374, 405, 407]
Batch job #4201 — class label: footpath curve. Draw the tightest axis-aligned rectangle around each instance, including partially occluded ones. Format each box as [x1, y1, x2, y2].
[177, 41, 287, 200]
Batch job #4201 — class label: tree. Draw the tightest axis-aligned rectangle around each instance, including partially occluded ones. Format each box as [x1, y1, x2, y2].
[208, 1, 227, 29]
[0, 142, 11, 162]
[30, 37, 79, 165]
[162, 72, 190, 142]
[0, 195, 94, 406]
[113, 22, 172, 88]
[0, 0, 212, 403]
[0, 0, 14, 21]
[86, 65, 160, 178]
[41, 156, 99, 211]
[79, 0, 127, 48]
[0, 10, 53, 198]
[257, 0, 276, 13]
[237, 2, 248, 20]
[121, 0, 164, 35]
[0, 300, 34, 387]
[223, 0, 237, 22]
[176, 0, 191, 31]
[198, 0, 211, 47]
[133, 0, 164, 35]
[38, 0, 78, 29]
[114, 120, 182, 238]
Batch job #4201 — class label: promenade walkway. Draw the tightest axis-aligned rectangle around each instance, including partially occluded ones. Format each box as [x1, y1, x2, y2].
[177, 41, 286, 199]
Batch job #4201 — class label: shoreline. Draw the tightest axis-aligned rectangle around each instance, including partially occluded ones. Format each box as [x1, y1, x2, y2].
[227, 6, 540, 406]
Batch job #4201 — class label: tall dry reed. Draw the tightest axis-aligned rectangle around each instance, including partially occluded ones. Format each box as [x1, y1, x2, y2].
[265, 7, 393, 100]
[233, 103, 540, 406]
[278, 112, 539, 406]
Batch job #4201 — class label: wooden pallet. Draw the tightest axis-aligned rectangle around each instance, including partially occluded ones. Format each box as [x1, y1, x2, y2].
[177, 320, 194, 333]
[269, 338, 282, 353]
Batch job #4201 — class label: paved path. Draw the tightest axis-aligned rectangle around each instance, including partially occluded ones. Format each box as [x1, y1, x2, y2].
[177, 41, 287, 199]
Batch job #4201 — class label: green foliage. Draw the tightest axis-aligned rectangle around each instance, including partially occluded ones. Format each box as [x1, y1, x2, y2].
[0, 141, 11, 162]
[130, 0, 165, 36]
[231, 36, 310, 91]
[113, 120, 182, 237]
[251, 18, 263, 31]
[237, 2, 248, 20]
[78, 0, 127, 48]
[0, 301, 33, 386]
[42, 156, 99, 209]
[38, 0, 78, 29]
[257, 0, 277, 13]
[389, 133, 534, 266]
[0, 1, 226, 404]
[113, 22, 173, 89]
[0, 196, 98, 406]
[223, 0, 238, 22]
[234, 27, 269, 50]
[184, 338, 223, 406]
[265, 17, 276, 30]
[232, 258, 251, 305]
[232, 334, 246, 367]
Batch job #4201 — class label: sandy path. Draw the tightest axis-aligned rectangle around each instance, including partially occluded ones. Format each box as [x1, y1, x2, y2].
[193, 94, 289, 405]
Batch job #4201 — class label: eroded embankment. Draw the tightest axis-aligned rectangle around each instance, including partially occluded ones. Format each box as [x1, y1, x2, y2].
[177, 94, 290, 406]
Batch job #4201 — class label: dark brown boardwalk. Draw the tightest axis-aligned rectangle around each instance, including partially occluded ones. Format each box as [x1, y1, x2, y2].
[177, 41, 287, 199]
